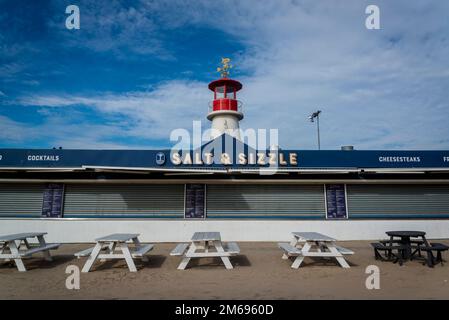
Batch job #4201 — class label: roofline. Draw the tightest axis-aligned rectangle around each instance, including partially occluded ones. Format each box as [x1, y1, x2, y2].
[0, 178, 448, 184]
[208, 78, 243, 91]
[1, 166, 449, 174]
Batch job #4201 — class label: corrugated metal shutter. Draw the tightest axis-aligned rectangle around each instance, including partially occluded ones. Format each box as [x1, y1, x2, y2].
[0, 184, 44, 218]
[347, 184, 449, 219]
[64, 184, 184, 218]
[207, 184, 325, 219]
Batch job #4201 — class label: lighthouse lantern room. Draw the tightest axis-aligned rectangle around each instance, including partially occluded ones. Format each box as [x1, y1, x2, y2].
[207, 58, 244, 140]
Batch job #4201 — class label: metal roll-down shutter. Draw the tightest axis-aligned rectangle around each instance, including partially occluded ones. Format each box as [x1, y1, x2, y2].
[347, 184, 449, 219]
[0, 183, 44, 218]
[207, 184, 325, 219]
[64, 184, 184, 218]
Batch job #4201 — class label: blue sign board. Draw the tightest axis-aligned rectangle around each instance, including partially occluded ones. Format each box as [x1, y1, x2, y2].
[185, 184, 206, 219]
[0, 135, 449, 170]
[41, 183, 64, 218]
[325, 184, 348, 219]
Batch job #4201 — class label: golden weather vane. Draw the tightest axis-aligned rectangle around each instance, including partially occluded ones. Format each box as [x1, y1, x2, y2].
[216, 57, 232, 78]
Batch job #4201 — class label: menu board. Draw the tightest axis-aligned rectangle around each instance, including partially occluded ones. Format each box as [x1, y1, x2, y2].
[41, 183, 64, 218]
[325, 184, 348, 219]
[185, 184, 206, 219]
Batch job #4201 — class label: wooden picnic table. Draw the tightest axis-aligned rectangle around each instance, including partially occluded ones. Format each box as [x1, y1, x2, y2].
[171, 232, 240, 270]
[75, 233, 153, 273]
[279, 232, 354, 269]
[385, 231, 429, 260]
[0, 232, 60, 272]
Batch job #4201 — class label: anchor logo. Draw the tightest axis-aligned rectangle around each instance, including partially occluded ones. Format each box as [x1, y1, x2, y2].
[155, 152, 166, 165]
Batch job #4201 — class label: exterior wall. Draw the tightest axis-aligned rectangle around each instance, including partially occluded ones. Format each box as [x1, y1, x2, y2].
[1, 182, 449, 241]
[207, 184, 325, 219]
[0, 183, 44, 218]
[64, 184, 184, 218]
[209, 113, 242, 140]
[1, 182, 449, 219]
[347, 184, 449, 219]
[0, 218, 449, 242]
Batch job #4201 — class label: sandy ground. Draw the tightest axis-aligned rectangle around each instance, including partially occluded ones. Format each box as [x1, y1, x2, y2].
[1, 241, 449, 300]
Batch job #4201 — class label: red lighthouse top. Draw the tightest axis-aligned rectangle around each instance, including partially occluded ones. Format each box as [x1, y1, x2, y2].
[208, 58, 243, 114]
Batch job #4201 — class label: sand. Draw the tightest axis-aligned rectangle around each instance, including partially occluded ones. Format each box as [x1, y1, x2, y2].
[1, 241, 448, 299]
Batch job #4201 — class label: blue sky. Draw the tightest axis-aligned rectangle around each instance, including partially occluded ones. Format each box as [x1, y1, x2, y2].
[1, 0, 449, 150]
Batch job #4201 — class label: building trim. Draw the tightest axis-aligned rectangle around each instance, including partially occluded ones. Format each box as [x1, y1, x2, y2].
[1, 166, 449, 174]
[2, 219, 449, 242]
[1, 178, 449, 184]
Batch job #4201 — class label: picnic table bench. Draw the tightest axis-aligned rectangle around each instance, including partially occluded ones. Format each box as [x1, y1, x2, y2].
[385, 231, 428, 260]
[416, 243, 448, 267]
[371, 231, 448, 268]
[279, 232, 353, 269]
[171, 232, 240, 270]
[170, 243, 190, 256]
[0, 232, 60, 272]
[74, 233, 154, 272]
[371, 242, 408, 265]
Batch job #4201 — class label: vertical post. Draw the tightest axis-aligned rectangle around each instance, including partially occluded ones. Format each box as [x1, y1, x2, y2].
[309, 110, 322, 150]
[7, 241, 27, 272]
[81, 242, 102, 273]
[316, 114, 321, 150]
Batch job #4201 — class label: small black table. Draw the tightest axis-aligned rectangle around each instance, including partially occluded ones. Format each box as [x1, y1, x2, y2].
[386, 231, 429, 260]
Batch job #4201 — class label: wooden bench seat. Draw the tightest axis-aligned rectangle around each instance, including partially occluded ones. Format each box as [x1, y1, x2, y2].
[371, 242, 407, 251]
[223, 242, 240, 254]
[278, 243, 302, 256]
[335, 246, 354, 255]
[21, 243, 60, 257]
[419, 243, 449, 267]
[74, 247, 96, 258]
[380, 239, 424, 257]
[426, 243, 449, 250]
[170, 243, 189, 256]
[75, 244, 154, 258]
[380, 239, 424, 245]
[132, 244, 154, 258]
[371, 242, 407, 265]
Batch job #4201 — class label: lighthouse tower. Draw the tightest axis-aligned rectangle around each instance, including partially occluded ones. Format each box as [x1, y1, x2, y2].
[207, 58, 243, 140]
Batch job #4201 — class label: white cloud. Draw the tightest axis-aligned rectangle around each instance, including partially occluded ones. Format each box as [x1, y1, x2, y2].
[49, 0, 174, 60]
[0, 62, 26, 78]
[0, 115, 157, 149]
[18, 80, 210, 142]
[7, 0, 449, 150]
[149, 0, 449, 150]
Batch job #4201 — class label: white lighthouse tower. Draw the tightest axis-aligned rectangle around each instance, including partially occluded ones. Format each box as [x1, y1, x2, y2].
[207, 58, 244, 140]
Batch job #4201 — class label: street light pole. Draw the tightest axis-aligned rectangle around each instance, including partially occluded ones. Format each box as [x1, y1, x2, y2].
[309, 110, 322, 150]
[316, 113, 320, 150]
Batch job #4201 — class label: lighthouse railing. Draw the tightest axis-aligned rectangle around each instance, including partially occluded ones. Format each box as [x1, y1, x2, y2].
[208, 100, 243, 113]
